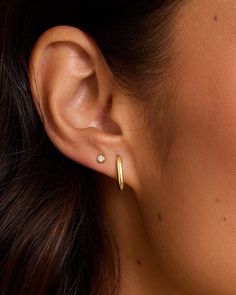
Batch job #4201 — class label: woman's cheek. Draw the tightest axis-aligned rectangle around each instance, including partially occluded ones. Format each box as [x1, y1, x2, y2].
[147, 63, 236, 294]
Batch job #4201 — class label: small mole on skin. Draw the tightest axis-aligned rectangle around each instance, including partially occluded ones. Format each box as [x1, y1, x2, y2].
[136, 260, 141, 265]
[224, 217, 227, 222]
[215, 198, 221, 203]
[157, 212, 162, 223]
[214, 15, 218, 22]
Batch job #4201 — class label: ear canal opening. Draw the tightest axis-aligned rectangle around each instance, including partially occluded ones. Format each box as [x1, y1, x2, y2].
[95, 97, 122, 135]
[101, 116, 122, 135]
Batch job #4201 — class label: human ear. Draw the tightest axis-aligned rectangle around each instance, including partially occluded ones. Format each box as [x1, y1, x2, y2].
[29, 25, 138, 189]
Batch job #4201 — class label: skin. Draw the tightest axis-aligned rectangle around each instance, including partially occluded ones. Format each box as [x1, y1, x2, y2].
[101, 1, 236, 294]
[29, 0, 236, 294]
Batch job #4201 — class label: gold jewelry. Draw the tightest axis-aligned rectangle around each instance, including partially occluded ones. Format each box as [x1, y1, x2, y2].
[97, 154, 106, 164]
[116, 155, 124, 191]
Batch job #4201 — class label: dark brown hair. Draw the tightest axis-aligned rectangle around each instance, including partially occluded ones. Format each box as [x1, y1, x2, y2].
[0, 0, 181, 294]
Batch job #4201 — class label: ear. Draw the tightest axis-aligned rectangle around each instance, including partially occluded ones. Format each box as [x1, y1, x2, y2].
[29, 25, 139, 190]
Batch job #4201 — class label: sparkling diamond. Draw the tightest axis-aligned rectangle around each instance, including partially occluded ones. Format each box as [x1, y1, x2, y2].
[97, 154, 106, 163]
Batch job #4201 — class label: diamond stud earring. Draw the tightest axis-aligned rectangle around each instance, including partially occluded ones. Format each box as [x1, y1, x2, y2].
[97, 154, 106, 164]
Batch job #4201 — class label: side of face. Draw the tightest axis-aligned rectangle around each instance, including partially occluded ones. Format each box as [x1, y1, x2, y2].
[28, 1, 236, 293]
[136, 0, 236, 294]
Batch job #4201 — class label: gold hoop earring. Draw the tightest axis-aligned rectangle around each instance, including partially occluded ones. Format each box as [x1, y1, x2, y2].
[116, 155, 124, 191]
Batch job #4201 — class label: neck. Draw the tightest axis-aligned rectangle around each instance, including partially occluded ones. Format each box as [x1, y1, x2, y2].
[98, 175, 183, 295]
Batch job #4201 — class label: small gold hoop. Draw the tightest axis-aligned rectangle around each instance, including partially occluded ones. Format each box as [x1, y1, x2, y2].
[116, 155, 124, 191]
